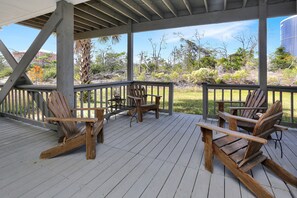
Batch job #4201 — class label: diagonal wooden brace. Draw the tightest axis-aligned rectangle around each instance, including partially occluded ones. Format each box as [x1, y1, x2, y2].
[0, 40, 50, 116]
[0, 4, 63, 104]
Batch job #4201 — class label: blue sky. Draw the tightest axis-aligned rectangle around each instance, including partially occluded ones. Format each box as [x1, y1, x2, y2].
[0, 16, 288, 63]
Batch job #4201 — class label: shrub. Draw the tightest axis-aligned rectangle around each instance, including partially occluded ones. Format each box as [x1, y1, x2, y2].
[232, 70, 249, 83]
[136, 72, 146, 81]
[182, 74, 191, 82]
[268, 76, 281, 85]
[190, 68, 218, 84]
[27, 65, 44, 83]
[170, 71, 179, 81]
[43, 66, 56, 80]
[0, 67, 12, 78]
[220, 70, 249, 84]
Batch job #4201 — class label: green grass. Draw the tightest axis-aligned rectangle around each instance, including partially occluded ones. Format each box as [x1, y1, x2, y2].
[173, 86, 297, 123]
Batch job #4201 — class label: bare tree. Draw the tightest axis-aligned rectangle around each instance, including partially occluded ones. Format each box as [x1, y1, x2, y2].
[148, 34, 167, 71]
[233, 33, 257, 55]
[217, 42, 229, 59]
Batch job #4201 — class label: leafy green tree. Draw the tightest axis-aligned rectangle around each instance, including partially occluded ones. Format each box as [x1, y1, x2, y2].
[218, 48, 249, 71]
[199, 55, 217, 69]
[270, 47, 297, 71]
[91, 49, 126, 74]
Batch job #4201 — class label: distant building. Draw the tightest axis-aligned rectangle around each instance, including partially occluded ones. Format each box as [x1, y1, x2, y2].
[280, 15, 297, 56]
[12, 50, 56, 67]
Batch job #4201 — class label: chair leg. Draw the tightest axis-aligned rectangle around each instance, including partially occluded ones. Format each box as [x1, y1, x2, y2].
[86, 123, 96, 160]
[262, 159, 297, 188]
[155, 108, 159, 119]
[201, 128, 213, 173]
[137, 108, 143, 122]
[218, 116, 225, 127]
[97, 128, 104, 143]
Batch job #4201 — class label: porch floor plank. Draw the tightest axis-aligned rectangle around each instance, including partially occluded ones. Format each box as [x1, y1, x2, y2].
[0, 113, 296, 198]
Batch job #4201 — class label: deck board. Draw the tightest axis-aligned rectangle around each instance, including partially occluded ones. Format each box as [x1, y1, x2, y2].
[0, 113, 296, 198]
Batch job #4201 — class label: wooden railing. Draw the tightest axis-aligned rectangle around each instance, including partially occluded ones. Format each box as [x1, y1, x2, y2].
[0, 81, 174, 127]
[202, 83, 297, 126]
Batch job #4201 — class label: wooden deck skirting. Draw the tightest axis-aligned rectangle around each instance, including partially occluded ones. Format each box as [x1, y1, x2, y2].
[0, 113, 296, 197]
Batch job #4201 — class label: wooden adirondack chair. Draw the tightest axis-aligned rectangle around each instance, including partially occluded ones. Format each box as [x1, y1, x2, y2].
[218, 88, 267, 131]
[127, 84, 161, 123]
[197, 101, 297, 198]
[40, 91, 104, 160]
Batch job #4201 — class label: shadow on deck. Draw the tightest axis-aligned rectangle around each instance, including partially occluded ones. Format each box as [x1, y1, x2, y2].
[0, 113, 296, 198]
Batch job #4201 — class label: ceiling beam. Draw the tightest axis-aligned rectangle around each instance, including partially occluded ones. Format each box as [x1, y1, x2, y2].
[74, 16, 102, 29]
[86, 1, 129, 24]
[76, 4, 119, 26]
[120, 0, 151, 21]
[243, 0, 247, 8]
[183, 0, 192, 15]
[224, 0, 227, 10]
[74, 9, 109, 27]
[161, 0, 178, 16]
[74, 21, 93, 31]
[74, 1, 295, 40]
[141, 0, 164, 19]
[75, 25, 129, 40]
[204, 0, 208, 12]
[100, 0, 140, 23]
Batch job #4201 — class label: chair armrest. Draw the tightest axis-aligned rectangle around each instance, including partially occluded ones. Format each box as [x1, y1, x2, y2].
[229, 106, 267, 111]
[71, 107, 107, 111]
[145, 94, 162, 98]
[218, 112, 258, 124]
[46, 117, 97, 123]
[197, 122, 267, 144]
[274, 124, 288, 131]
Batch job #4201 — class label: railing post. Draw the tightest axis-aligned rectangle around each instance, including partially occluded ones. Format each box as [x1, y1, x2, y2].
[168, 82, 174, 115]
[202, 82, 208, 120]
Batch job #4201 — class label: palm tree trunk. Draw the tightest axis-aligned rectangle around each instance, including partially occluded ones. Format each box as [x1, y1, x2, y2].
[75, 39, 92, 102]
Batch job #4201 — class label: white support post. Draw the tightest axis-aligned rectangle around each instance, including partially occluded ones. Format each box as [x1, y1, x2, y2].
[56, 0, 75, 108]
[258, 0, 267, 92]
[127, 20, 134, 81]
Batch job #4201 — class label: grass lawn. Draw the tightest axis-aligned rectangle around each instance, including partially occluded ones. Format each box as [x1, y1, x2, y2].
[173, 86, 297, 123]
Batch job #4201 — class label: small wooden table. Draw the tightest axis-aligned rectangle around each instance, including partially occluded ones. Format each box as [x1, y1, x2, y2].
[107, 97, 126, 120]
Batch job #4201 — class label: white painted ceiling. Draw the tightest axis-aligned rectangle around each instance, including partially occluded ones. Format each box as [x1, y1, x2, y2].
[0, 0, 88, 27]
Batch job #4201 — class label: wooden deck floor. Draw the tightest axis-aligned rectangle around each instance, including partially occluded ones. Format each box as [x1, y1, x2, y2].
[0, 113, 297, 198]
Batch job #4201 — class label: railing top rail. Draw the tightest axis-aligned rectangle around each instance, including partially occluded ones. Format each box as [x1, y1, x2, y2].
[133, 81, 174, 86]
[204, 83, 297, 92]
[1, 80, 174, 92]
[74, 81, 133, 91]
[15, 84, 56, 91]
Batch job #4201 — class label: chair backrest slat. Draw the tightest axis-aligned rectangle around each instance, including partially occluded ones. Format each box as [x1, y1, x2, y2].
[48, 91, 78, 138]
[129, 84, 147, 105]
[243, 101, 282, 159]
[242, 89, 266, 118]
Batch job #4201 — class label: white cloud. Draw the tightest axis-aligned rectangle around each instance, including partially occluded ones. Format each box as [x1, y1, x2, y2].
[165, 20, 256, 43]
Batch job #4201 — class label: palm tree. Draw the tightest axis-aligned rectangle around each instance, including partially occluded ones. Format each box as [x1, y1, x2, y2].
[74, 39, 92, 85]
[98, 35, 121, 45]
